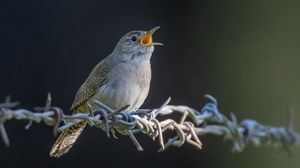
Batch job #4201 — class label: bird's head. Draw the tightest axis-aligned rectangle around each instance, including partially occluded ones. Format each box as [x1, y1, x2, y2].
[113, 26, 163, 57]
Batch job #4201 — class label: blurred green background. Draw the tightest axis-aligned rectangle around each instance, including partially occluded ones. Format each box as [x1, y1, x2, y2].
[0, 0, 300, 168]
[190, 1, 300, 168]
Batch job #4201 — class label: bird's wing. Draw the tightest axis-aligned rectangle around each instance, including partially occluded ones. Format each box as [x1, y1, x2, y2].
[70, 60, 110, 111]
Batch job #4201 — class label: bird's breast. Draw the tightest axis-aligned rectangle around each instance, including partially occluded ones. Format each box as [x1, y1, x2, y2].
[90, 61, 151, 111]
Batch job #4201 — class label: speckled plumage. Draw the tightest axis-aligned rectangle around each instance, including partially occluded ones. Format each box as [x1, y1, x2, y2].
[50, 27, 160, 157]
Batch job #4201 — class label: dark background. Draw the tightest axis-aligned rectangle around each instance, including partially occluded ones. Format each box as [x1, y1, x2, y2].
[1, 0, 300, 168]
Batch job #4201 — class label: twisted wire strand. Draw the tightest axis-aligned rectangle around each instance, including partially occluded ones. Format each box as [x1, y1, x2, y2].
[0, 94, 299, 154]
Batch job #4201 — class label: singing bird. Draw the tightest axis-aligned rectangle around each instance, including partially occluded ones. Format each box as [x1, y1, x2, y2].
[50, 26, 162, 157]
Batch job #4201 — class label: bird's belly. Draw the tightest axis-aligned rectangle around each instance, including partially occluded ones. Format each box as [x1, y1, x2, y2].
[89, 79, 149, 112]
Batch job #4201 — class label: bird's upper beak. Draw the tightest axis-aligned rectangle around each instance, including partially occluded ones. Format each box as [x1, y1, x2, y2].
[140, 26, 163, 46]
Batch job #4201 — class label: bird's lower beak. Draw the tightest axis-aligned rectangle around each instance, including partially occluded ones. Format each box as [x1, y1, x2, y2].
[140, 26, 163, 46]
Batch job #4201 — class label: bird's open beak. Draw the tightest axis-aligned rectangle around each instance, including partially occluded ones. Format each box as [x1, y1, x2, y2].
[140, 26, 163, 46]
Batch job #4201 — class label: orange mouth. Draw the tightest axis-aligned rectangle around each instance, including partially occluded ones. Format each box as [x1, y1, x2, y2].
[140, 26, 163, 46]
[140, 32, 153, 45]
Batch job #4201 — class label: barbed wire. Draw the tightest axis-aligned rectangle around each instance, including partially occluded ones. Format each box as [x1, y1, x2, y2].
[0, 94, 299, 154]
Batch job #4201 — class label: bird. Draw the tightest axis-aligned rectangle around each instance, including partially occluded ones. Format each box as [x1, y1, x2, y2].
[49, 26, 162, 157]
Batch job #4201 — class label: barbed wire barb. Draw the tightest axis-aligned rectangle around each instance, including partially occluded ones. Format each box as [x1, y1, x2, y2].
[0, 94, 299, 154]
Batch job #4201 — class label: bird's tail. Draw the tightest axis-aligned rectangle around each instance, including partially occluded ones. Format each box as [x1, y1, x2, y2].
[49, 121, 87, 157]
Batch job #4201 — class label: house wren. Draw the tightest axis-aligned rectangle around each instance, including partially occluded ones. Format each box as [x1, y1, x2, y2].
[50, 26, 162, 157]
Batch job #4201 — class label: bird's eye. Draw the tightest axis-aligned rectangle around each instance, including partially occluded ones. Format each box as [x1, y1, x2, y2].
[131, 36, 137, 42]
